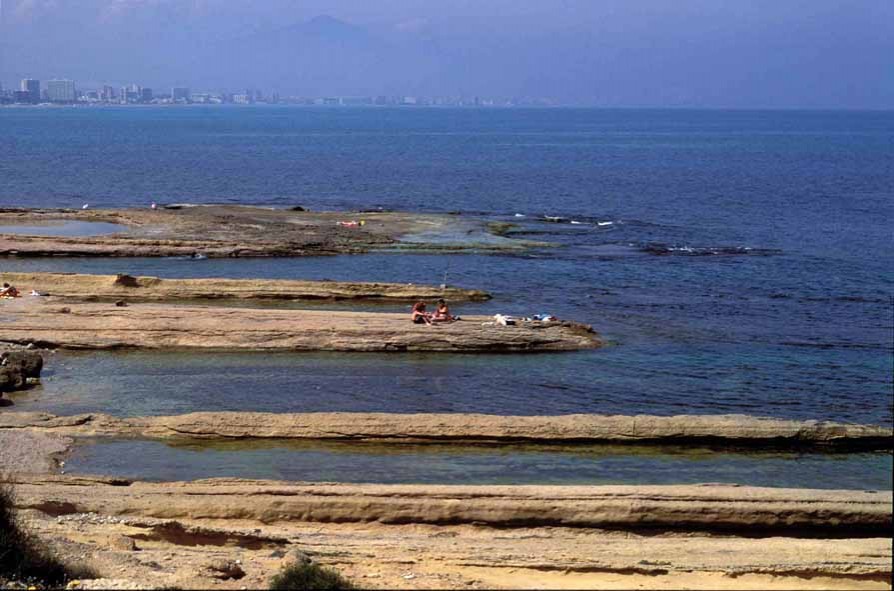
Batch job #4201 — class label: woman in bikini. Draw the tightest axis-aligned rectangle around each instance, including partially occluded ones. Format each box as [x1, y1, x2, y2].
[0, 283, 20, 298]
[431, 299, 456, 323]
[412, 302, 433, 325]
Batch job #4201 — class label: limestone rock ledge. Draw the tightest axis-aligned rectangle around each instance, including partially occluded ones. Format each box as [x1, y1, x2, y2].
[0, 300, 599, 352]
[11, 476, 892, 535]
[2, 411, 890, 448]
[15, 501, 893, 589]
[0, 272, 490, 302]
[0, 206, 532, 257]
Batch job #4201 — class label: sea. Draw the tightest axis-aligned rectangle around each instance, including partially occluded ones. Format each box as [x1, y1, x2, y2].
[1, 106, 892, 487]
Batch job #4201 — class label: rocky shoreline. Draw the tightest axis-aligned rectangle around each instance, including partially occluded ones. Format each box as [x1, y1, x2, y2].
[1, 209, 892, 589]
[0, 206, 534, 257]
[3, 473, 891, 590]
[1, 415, 889, 589]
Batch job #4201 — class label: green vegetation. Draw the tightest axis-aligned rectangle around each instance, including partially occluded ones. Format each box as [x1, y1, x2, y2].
[269, 561, 355, 590]
[0, 480, 96, 587]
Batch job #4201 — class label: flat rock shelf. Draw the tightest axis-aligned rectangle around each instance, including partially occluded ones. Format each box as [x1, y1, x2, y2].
[0, 300, 598, 352]
[11, 476, 892, 535]
[0, 206, 535, 257]
[0, 271, 491, 302]
[7, 476, 891, 590]
[3, 411, 891, 449]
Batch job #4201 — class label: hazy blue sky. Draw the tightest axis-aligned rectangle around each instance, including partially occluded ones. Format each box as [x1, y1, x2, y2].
[1, 0, 892, 107]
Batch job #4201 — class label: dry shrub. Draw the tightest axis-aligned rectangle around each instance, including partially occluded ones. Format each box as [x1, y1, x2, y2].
[269, 561, 355, 590]
[0, 480, 96, 586]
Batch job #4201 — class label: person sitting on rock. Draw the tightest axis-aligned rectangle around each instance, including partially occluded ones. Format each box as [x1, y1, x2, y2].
[412, 302, 433, 325]
[431, 299, 457, 323]
[0, 283, 20, 298]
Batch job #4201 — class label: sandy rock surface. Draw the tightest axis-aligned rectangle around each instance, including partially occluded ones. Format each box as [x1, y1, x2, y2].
[6, 416, 884, 589]
[0, 299, 598, 352]
[2, 410, 890, 448]
[0, 206, 532, 257]
[0, 430, 71, 474]
[0, 272, 490, 303]
[11, 476, 892, 535]
[8, 480, 893, 590]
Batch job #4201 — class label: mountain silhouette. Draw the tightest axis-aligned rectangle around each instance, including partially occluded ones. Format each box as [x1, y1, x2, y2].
[197, 16, 435, 96]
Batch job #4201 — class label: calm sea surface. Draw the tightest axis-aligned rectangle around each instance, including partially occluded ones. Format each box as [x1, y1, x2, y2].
[1, 107, 892, 486]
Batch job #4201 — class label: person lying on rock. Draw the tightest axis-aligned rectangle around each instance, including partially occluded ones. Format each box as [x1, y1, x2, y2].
[431, 299, 459, 323]
[412, 302, 433, 325]
[0, 283, 20, 298]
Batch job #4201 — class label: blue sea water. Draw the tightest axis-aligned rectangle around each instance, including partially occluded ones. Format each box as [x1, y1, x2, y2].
[2, 107, 893, 436]
[65, 439, 893, 490]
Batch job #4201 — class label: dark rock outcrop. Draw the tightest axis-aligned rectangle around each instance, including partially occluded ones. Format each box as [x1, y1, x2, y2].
[0, 350, 44, 393]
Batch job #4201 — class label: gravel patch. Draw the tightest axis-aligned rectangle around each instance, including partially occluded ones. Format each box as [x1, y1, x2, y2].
[0, 430, 71, 474]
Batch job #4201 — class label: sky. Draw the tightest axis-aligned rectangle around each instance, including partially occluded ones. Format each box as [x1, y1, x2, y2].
[0, 0, 892, 108]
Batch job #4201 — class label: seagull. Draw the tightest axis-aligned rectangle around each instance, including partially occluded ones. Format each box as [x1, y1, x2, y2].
[82, 203, 89, 210]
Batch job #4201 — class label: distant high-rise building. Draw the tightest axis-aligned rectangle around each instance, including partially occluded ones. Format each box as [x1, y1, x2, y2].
[101, 86, 116, 101]
[46, 79, 77, 103]
[140, 87, 153, 102]
[120, 84, 141, 103]
[13, 90, 32, 103]
[20, 79, 40, 103]
[342, 96, 372, 106]
[171, 87, 190, 102]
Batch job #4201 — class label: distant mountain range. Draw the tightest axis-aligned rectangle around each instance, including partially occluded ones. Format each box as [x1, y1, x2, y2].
[171, 15, 487, 98]
[258, 15, 375, 44]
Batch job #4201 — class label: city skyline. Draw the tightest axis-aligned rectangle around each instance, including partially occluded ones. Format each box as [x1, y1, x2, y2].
[0, 75, 547, 107]
[0, 1, 891, 109]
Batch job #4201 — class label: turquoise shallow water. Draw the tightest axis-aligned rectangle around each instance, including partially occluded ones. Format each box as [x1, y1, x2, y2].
[64, 439, 893, 490]
[7, 344, 887, 423]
